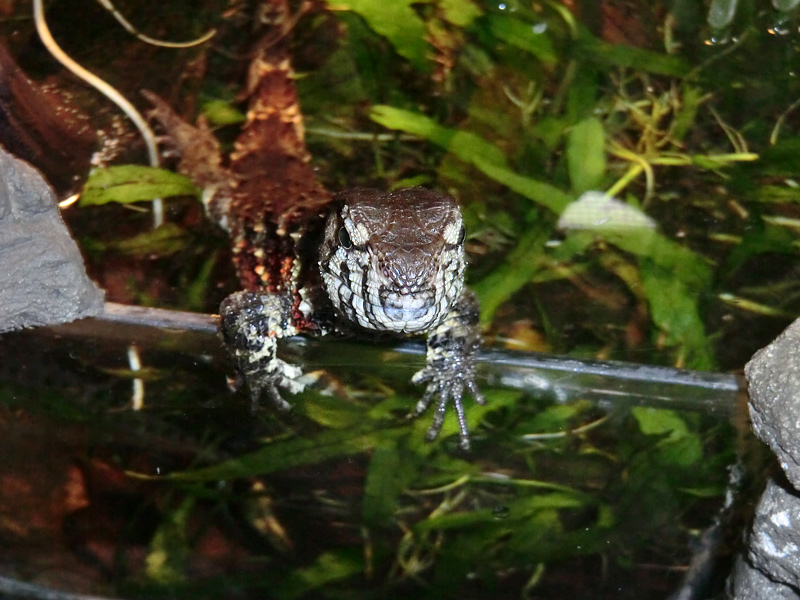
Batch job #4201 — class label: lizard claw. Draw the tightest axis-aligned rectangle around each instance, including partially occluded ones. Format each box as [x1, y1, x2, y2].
[411, 290, 484, 451]
[219, 291, 305, 413]
[412, 358, 484, 451]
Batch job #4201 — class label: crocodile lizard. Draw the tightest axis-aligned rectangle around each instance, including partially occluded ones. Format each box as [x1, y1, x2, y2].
[145, 0, 484, 449]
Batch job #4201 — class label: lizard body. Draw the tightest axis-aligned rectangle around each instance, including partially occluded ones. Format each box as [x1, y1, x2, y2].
[147, 0, 484, 449]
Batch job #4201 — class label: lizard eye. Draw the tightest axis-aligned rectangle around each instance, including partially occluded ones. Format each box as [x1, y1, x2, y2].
[457, 225, 466, 245]
[338, 227, 353, 249]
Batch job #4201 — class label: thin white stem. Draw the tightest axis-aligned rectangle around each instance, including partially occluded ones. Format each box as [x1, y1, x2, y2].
[127, 344, 145, 410]
[95, 0, 216, 49]
[33, 0, 163, 227]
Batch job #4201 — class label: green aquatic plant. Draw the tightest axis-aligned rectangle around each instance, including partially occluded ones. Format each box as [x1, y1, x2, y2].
[21, 2, 797, 592]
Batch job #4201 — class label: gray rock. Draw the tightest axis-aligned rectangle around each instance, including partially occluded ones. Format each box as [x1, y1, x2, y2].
[747, 478, 800, 588]
[728, 551, 799, 600]
[746, 318, 800, 489]
[728, 478, 800, 598]
[0, 146, 103, 332]
[729, 319, 800, 599]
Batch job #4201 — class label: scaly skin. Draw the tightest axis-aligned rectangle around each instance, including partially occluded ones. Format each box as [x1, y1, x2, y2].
[147, 1, 485, 450]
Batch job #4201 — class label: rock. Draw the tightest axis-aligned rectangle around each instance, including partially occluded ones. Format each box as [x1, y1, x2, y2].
[0, 146, 103, 332]
[728, 550, 799, 600]
[728, 319, 800, 599]
[746, 318, 800, 490]
[748, 478, 800, 588]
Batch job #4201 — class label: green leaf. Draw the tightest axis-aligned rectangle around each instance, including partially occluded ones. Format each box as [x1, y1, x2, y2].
[485, 14, 557, 66]
[741, 138, 798, 178]
[775, 0, 800, 10]
[161, 427, 405, 481]
[146, 497, 194, 584]
[201, 99, 246, 126]
[691, 153, 758, 170]
[112, 222, 191, 257]
[574, 32, 690, 77]
[719, 225, 796, 281]
[753, 185, 800, 203]
[417, 491, 588, 532]
[323, 0, 431, 71]
[532, 115, 572, 151]
[680, 485, 726, 498]
[81, 166, 200, 206]
[602, 229, 712, 293]
[370, 107, 575, 218]
[439, 0, 482, 27]
[472, 225, 549, 325]
[472, 157, 574, 214]
[560, 226, 714, 368]
[656, 434, 703, 467]
[671, 85, 704, 142]
[640, 260, 714, 370]
[370, 105, 509, 167]
[185, 253, 220, 311]
[298, 393, 369, 429]
[566, 62, 600, 124]
[524, 400, 592, 433]
[631, 407, 690, 437]
[566, 118, 606, 194]
[363, 442, 415, 526]
[273, 550, 363, 600]
[631, 408, 702, 467]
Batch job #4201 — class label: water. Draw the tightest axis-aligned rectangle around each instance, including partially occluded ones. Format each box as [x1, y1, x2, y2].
[0, 309, 753, 599]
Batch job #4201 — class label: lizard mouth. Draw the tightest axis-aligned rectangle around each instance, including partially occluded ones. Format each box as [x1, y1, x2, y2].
[383, 306, 430, 324]
[320, 237, 466, 335]
[321, 261, 459, 334]
[332, 279, 447, 334]
[373, 290, 439, 334]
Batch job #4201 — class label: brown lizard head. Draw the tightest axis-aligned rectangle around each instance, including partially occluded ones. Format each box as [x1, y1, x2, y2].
[319, 187, 466, 335]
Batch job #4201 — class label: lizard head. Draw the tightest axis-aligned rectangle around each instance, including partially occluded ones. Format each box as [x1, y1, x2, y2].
[319, 188, 466, 334]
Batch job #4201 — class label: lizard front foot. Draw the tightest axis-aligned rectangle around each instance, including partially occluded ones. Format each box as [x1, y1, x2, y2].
[411, 290, 485, 451]
[412, 361, 485, 452]
[219, 290, 304, 412]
